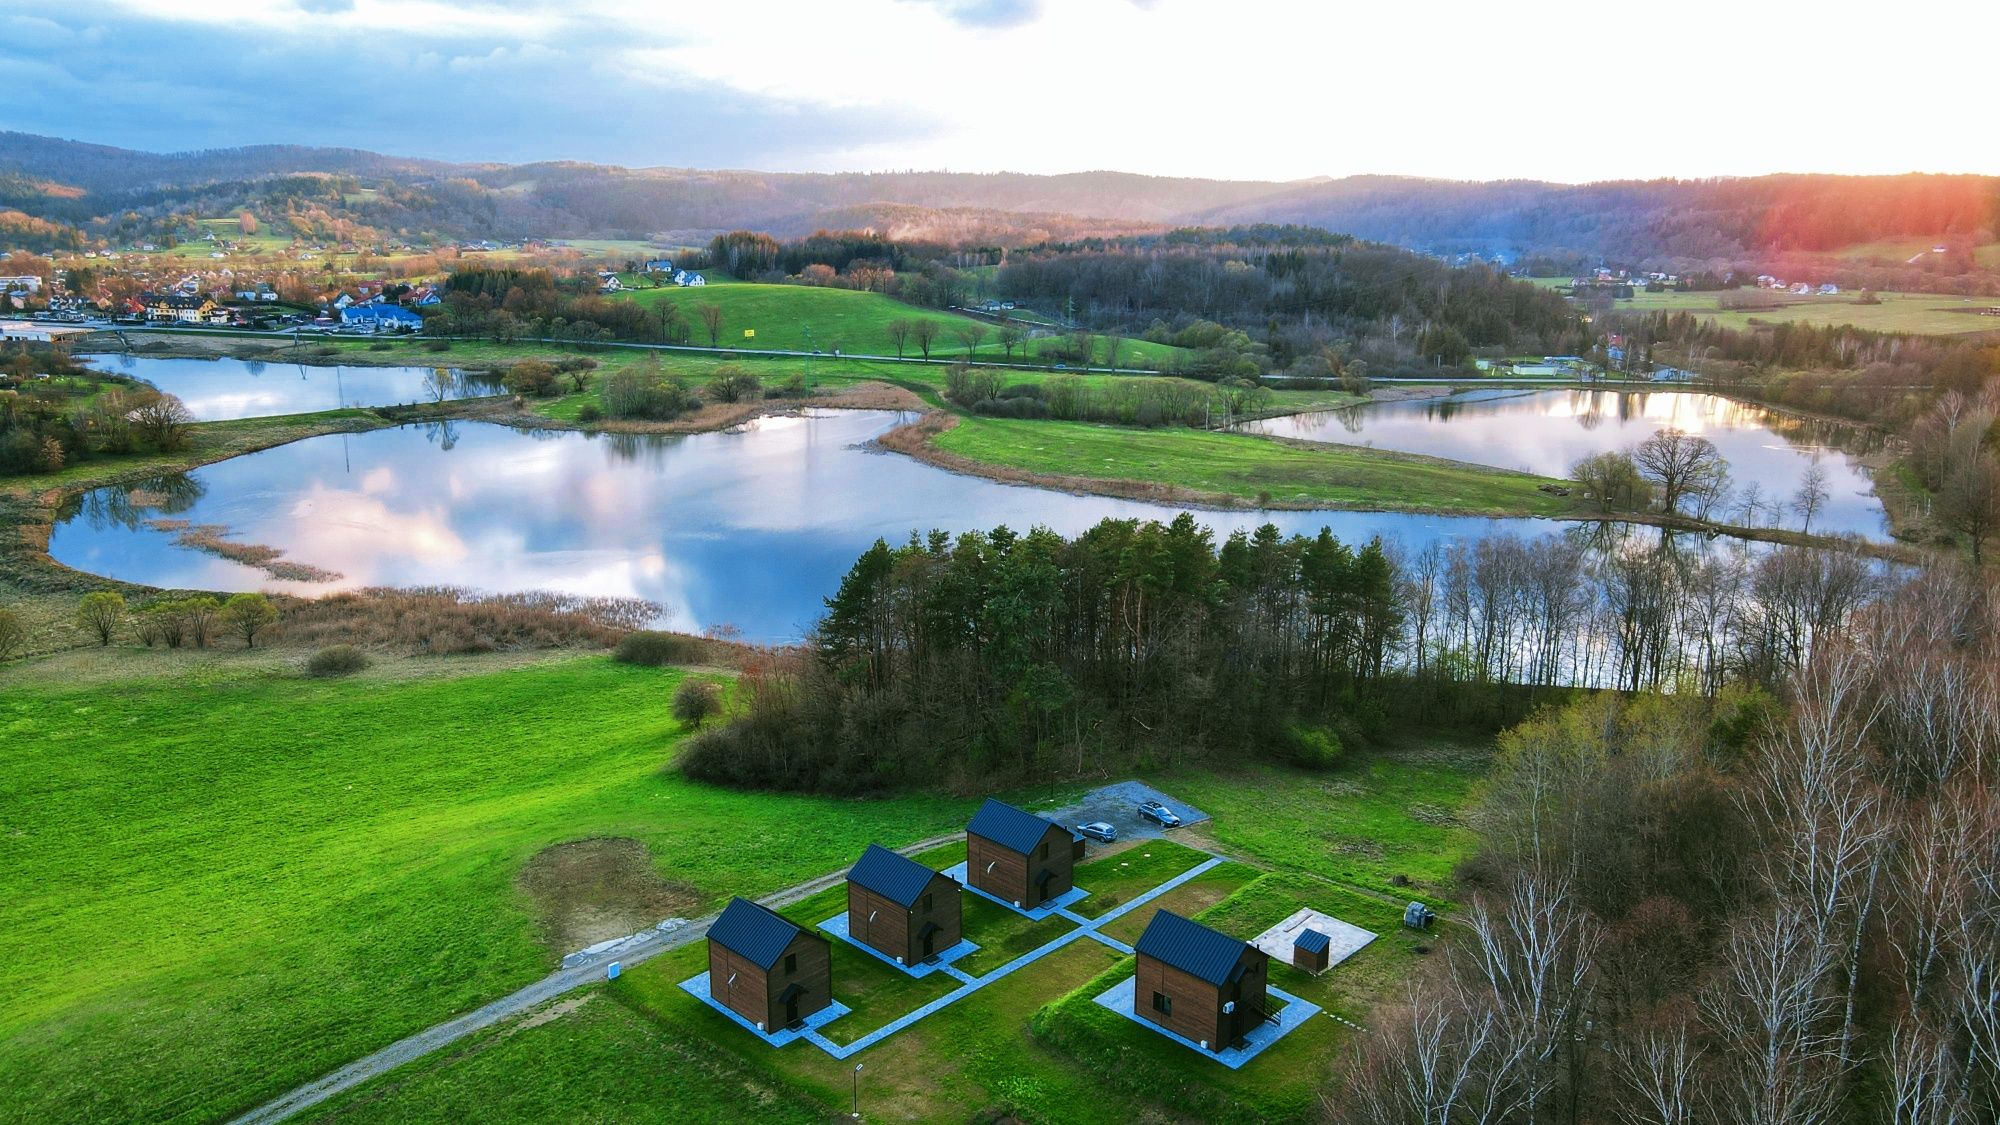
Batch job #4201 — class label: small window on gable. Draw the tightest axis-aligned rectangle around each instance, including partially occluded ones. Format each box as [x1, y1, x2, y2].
[785, 953, 797, 974]
[1152, 991, 1172, 1016]
[922, 893, 933, 912]
[1039, 841, 1049, 860]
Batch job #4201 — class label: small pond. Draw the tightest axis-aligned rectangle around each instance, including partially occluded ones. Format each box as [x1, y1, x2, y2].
[1236, 389, 1886, 538]
[52, 410, 1579, 643]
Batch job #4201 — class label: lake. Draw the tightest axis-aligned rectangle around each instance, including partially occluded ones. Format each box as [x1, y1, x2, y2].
[1236, 389, 1886, 537]
[85, 354, 502, 420]
[51, 410, 1565, 643]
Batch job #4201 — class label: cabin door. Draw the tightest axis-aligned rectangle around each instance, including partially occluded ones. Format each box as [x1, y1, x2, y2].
[785, 992, 800, 1026]
[921, 928, 935, 959]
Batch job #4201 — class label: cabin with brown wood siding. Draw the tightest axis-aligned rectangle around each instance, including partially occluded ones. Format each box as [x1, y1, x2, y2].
[965, 798, 1083, 909]
[1133, 909, 1270, 1051]
[706, 896, 833, 1031]
[845, 843, 962, 965]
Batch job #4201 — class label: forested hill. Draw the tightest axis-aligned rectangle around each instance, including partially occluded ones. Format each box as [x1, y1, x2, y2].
[2, 131, 1996, 271]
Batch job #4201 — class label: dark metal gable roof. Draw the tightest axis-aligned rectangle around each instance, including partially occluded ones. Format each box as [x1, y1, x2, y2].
[967, 797, 1068, 856]
[848, 843, 941, 908]
[1294, 928, 1332, 954]
[1136, 910, 1256, 987]
[709, 896, 805, 970]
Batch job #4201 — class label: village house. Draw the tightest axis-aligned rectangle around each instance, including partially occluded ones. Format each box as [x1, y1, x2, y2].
[0, 275, 44, 295]
[644, 258, 675, 273]
[674, 270, 707, 287]
[706, 897, 833, 1032]
[845, 844, 963, 966]
[965, 798, 1083, 909]
[341, 304, 424, 332]
[1133, 909, 1271, 1052]
[141, 292, 214, 323]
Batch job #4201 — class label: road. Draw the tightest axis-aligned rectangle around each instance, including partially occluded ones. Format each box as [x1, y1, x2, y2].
[225, 832, 962, 1125]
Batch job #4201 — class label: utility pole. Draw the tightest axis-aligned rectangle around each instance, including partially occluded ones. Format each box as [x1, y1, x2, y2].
[851, 1062, 864, 1118]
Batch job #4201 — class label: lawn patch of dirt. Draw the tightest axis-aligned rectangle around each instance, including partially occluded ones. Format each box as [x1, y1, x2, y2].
[516, 837, 701, 954]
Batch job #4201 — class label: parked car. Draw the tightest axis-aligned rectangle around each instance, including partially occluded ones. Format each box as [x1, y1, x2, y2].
[1137, 800, 1181, 828]
[1077, 821, 1117, 843]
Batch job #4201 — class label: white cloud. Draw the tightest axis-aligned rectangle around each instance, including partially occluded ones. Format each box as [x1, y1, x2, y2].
[18, 0, 1999, 179]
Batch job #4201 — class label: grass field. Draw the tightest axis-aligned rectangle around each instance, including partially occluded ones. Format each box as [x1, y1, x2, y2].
[1544, 281, 2000, 337]
[929, 415, 1581, 515]
[0, 653, 974, 1123]
[613, 279, 1183, 367]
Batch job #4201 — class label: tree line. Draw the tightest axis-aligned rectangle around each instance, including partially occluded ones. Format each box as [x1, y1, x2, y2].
[681, 515, 1884, 796]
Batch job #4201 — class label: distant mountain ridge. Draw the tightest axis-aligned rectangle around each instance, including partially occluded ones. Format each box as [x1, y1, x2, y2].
[1, 131, 1996, 270]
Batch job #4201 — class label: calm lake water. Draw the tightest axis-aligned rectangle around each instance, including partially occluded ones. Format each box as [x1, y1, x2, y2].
[1237, 389, 1886, 537]
[52, 410, 1565, 643]
[86, 355, 501, 421]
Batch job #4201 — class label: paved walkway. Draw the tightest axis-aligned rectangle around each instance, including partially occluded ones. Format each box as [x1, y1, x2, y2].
[1092, 978, 1321, 1069]
[725, 855, 1227, 1061]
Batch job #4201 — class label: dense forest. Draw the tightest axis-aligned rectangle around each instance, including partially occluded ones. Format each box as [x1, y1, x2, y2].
[680, 516, 1879, 796]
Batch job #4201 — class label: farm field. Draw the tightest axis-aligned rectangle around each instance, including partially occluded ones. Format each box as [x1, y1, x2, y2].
[1545, 282, 2000, 337]
[929, 415, 1581, 515]
[613, 279, 1183, 367]
[0, 641, 1480, 1124]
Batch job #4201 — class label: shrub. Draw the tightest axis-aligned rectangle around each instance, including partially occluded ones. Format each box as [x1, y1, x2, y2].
[278, 587, 651, 654]
[671, 678, 724, 728]
[423, 339, 452, 353]
[1284, 724, 1345, 771]
[76, 591, 126, 646]
[614, 630, 707, 667]
[305, 644, 370, 678]
[576, 402, 604, 423]
[221, 592, 278, 648]
[767, 373, 809, 399]
[503, 360, 558, 397]
[368, 341, 393, 351]
[0, 607, 25, 661]
[706, 365, 763, 404]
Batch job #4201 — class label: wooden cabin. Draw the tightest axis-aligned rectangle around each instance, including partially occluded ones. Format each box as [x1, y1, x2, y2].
[965, 798, 1083, 909]
[846, 843, 963, 965]
[1134, 909, 1270, 1051]
[706, 896, 832, 1032]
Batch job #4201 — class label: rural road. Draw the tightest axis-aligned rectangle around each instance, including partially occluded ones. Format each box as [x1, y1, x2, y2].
[226, 832, 964, 1125]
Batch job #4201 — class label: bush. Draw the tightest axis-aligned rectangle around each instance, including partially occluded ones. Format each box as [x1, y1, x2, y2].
[423, 339, 452, 353]
[767, 373, 809, 399]
[613, 630, 707, 667]
[1284, 724, 1345, 771]
[0, 607, 25, 661]
[576, 402, 604, 423]
[671, 678, 725, 728]
[503, 360, 558, 397]
[706, 365, 763, 404]
[305, 644, 370, 678]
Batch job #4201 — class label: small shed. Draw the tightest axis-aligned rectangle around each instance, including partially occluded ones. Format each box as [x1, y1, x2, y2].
[1293, 928, 1331, 973]
[846, 843, 962, 965]
[707, 896, 832, 1031]
[1134, 909, 1270, 1052]
[966, 798, 1083, 909]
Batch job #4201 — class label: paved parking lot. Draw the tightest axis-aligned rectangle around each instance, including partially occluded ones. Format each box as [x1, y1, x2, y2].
[1047, 780, 1210, 844]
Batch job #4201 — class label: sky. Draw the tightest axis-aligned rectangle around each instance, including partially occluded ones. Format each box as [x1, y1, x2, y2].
[2, 0, 1994, 183]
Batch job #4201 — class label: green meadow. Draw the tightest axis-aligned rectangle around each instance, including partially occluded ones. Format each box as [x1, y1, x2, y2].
[1541, 281, 2000, 337]
[613, 279, 1184, 366]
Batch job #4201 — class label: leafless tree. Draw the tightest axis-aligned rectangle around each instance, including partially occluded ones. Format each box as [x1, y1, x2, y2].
[1631, 428, 1729, 516]
[696, 302, 724, 347]
[1793, 463, 1831, 534]
[1699, 900, 1842, 1125]
[1614, 1013, 1705, 1125]
[911, 318, 941, 360]
[885, 318, 911, 358]
[954, 322, 989, 359]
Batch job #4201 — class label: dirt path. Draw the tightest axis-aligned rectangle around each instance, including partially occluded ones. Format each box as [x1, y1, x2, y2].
[226, 832, 963, 1125]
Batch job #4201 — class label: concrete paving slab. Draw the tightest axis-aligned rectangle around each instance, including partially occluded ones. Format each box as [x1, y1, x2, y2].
[1092, 976, 1320, 1069]
[679, 971, 850, 1046]
[1249, 907, 1377, 972]
[818, 911, 979, 978]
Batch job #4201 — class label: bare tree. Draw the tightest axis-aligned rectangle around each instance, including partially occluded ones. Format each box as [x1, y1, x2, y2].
[911, 319, 941, 360]
[954, 322, 989, 359]
[1631, 428, 1728, 516]
[1699, 901, 1842, 1125]
[1792, 463, 1831, 534]
[1614, 1013, 1705, 1125]
[696, 302, 724, 347]
[885, 318, 911, 358]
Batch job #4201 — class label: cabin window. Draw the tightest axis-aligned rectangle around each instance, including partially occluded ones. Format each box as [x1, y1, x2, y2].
[1039, 841, 1049, 860]
[785, 953, 797, 974]
[921, 893, 933, 912]
[1152, 991, 1172, 1016]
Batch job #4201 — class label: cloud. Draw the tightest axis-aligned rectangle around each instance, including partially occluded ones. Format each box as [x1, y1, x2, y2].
[912, 0, 1044, 28]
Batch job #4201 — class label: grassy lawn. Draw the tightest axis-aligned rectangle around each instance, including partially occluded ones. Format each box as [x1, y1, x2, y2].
[954, 896, 1078, 977]
[1096, 862, 1260, 945]
[615, 280, 1182, 367]
[299, 991, 826, 1125]
[1163, 746, 1487, 900]
[931, 415, 1581, 515]
[1562, 286, 2000, 337]
[0, 654, 976, 1123]
[1069, 839, 1213, 919]
[764, 882, 959, 1046]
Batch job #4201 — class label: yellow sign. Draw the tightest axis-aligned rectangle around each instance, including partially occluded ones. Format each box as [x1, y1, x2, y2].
[743, 329, 755, 338]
